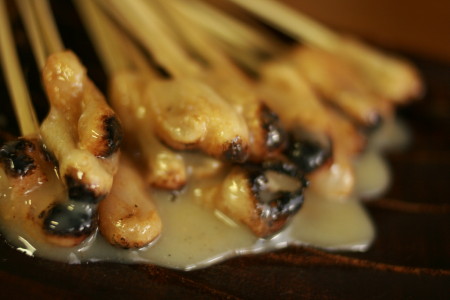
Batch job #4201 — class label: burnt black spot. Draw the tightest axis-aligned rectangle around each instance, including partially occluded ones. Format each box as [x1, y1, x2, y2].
[0, 138, 36, 177]
[100, 114, 123, 158]
[65, 174, 105, 204]
[248, 160, 306, 224]
[223, 136, 248, 163]
[43, 202, 96, 237]
[260, 104, 287, 151]
[285, 130, 332, 173]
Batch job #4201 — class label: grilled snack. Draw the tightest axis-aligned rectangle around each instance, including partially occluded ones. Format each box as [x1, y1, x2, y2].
[99, 157, 162, 249]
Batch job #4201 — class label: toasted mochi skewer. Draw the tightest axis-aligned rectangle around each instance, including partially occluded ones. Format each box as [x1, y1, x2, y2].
[0, 138, 91, 247]
[0, 1, 110, 246]
[259, 60, 332, 135]
[40, 51, 122, 199]
[331, 37, 423, 103]
[41, 51, 123, 158]
[40, 108, 119, 199]
[198, 67, 286, 162]
[287, 47, 392, 127]
[259, 58, 366, 158]
[192, 160, 306, 237]
[39, 51, 123, 240]
[258, 60, 364, 197]
[99, 0, 250, 163]
[155, 0, 286, 162]
[172, 0, 418, 124]
[109, 71, 187, 189]
[144, 78, 250, 162]
[75, 0, 187, 190]
[228, 0, 423, 103]
[98, 157, 162, 249]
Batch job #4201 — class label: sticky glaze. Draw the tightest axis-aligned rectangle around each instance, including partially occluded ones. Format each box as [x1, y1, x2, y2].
[0, 118, 408, 270]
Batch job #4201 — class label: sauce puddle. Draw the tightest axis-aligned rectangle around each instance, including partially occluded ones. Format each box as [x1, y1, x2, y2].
[0, 118, 408, 270]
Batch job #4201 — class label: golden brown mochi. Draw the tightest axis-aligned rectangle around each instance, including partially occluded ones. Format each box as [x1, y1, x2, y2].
[221, 165, 303, 237]
[333, 37, 424, 103]
[99, 157, 162, 249]
[144, 78, 250, 163]
[288, 47, 392, 127]
[259, 60, 331, 135]
[40, 50, 122, 199]
[109, 71, 186, 190]
[191, 163, 304, 237]
[0, 137, 88, 247]
[201, 66, 286, 162]
[258, 59, 365, 198]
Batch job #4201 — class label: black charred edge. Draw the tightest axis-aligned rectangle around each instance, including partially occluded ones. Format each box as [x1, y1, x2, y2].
[65, 174, 106, 204]
[0, 138, 37, 177]
[98, 114, 123, 158]
[223, 136, 249, 163]
[43, 202, 97, 237]
[248, 161, 306, 222]
[285, 133, 333, 174]
[260, 104, 287, 151]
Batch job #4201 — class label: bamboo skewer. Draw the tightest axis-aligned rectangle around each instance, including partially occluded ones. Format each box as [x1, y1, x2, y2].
[15, 0, 47, 70]
[168, 0, 279, 56]
[161, 0, 279, 72]
[154, 0, 231, 71]
[76, 0, 157, 80]
[229, 0, 423, 102]
[0, 0, 39, 136]
[31, 0, 64, 54]
[229, 0, 338, 51]
[75, 0, 129, 76]
[16, 0, 64, 72]
[96, 0, 199, 78]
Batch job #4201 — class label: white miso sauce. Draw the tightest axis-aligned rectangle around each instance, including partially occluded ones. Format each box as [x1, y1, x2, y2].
[0, 118, 409, 270]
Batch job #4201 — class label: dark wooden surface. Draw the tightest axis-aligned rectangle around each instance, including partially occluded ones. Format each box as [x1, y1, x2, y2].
[283, 0, 450, 64]
[1, 1, 450, 299]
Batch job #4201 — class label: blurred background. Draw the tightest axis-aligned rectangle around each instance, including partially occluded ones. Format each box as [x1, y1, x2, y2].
[283, 0, 450, 64]
[210, 0, 449, 64]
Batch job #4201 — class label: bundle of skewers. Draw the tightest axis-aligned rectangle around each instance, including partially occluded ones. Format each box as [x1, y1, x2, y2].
[0, 0, 422, 256]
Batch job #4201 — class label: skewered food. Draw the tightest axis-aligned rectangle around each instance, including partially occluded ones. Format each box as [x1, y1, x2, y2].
[0, 0, 423, 270]
[39, 51, 123, 239]
[0, 137, 89, 247]
[145, 78, 250, 162]
[99, 157, 162, 249]
[109, 71, 187, 189]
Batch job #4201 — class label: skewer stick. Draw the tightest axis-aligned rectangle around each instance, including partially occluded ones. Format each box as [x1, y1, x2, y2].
[75, 0, 128, 75]
[155, 0, 229, 70]
[96, 0, 199, 78]
[31, 0, 64, 54]
[229, 0, 342, 52]
[170, 0, 279, 55]
[229, 0, 423, 102]
[15, 0, 47, 70]
[0, 0, 39, 136]
[76, 0, 156, 79]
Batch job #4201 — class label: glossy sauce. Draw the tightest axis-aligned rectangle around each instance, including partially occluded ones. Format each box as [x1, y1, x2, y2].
[0, 118, 408, 270]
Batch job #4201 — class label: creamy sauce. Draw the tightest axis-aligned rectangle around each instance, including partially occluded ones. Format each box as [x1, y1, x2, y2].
[0, 118, 408, 270]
